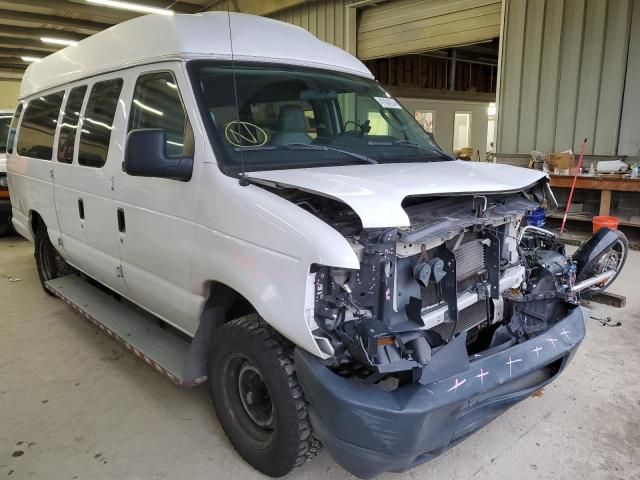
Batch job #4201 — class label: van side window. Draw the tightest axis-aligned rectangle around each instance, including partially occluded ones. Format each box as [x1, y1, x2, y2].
[6, 103, 23, 155]
[78, 79, 123, 168]
[129, 72, 193, 158]
[16, 92, 64, 160]
[58, 86, 87, 164]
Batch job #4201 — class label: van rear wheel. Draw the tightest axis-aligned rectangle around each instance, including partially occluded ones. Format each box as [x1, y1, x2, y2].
[207, 314, 321, 477]
[34, 224, 72, 295]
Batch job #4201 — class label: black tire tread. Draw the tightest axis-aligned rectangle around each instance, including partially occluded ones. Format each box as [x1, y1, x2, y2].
[34, 222, 73, 294]
[223, 314, 321, 469]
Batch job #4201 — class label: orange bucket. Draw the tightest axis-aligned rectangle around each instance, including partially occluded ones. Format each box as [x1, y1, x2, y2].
[592, 216, 619, 233]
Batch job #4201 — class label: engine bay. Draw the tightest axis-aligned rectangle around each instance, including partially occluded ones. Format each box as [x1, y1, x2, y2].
[258, 179, 628, 386]
[286, 188, 624, 387]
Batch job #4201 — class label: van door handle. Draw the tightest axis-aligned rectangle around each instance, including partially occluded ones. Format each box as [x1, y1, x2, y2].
[78, 199, 84, 219]
[117, 208, 126, 233]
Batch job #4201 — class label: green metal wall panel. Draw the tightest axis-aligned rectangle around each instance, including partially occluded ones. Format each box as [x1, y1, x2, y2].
[618, 0, 640, 156]
[357, 0, 501, 60]
[269, 0, 355, 54]
[497, 0, 633, 156]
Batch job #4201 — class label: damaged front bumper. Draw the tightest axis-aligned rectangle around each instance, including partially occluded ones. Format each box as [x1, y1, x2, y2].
[294, 306, 587, 479]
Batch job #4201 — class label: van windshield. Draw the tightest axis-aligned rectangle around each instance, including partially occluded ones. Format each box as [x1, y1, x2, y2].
[190, 62, 450, 173]
[0, 115, 11, 154]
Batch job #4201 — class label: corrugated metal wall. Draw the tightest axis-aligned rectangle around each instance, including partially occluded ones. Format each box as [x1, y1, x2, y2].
[618, 0, 640, 156]
[497, 0, 634, 157]
[357, 0, 501, 60]
[269, 0, 356, 54]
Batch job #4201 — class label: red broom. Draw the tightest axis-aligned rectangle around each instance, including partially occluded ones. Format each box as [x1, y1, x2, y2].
[560, 138, 588, 233]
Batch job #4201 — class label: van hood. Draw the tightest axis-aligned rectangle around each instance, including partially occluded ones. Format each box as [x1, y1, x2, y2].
[249, 160, 547, 228]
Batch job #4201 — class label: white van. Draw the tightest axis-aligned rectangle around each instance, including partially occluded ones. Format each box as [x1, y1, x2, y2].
[7, 12, 628, 479]
[0, 109, 13, 235]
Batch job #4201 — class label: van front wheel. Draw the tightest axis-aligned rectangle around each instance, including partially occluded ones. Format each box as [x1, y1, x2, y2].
[34, 224, 72, 295]
[207, 315, 321, 477]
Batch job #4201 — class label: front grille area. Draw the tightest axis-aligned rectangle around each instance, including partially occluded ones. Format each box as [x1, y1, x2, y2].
[420, 233, 487, 309]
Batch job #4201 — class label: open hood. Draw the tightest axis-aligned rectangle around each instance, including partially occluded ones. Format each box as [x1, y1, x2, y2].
[249, 160, 547, 228]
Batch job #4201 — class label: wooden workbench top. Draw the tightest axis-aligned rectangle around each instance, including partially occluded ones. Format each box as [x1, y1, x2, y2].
[549, 174, 640, 192]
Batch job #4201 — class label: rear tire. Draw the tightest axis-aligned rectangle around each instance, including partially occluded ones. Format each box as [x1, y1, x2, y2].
[34, 223, 72, 295]
[207, 314, 321, 477]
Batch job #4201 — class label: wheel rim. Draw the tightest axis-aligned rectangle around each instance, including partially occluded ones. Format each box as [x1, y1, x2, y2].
[591, 239, 626, 289]
[220, 353, 275, 449]
[237, 363, 275, 429]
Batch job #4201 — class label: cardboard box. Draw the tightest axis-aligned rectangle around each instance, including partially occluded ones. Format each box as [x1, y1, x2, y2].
[547, 152, 577, 175]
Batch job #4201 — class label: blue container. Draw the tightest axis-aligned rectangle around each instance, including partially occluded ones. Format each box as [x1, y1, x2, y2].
[526, 207, 546, 227]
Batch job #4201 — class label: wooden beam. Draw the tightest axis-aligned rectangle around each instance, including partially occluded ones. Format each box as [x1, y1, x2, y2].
[599, 190, 612, 216]
[0, 9, 110, 34]
[211, 0, 311, 16]
[0, 37, 59, 52]
[0, 47, 52, 58]
[587, 292, 626, 308]
[383, 84, 496, 103]
[0, 25, 87, 42]
[0, 0, 133, 23]
[0, 66, 26, 74]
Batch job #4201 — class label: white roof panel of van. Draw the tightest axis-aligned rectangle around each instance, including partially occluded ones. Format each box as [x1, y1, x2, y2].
[20, 12, 372, 98]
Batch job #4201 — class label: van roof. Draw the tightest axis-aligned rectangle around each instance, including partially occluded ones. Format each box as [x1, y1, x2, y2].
[20, 11, 372, 99]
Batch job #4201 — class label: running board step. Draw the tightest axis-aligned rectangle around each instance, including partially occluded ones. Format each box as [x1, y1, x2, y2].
[46, 274, 192, 386]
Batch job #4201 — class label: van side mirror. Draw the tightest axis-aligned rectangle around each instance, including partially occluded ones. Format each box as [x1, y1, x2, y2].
[124, 129, 193, 181]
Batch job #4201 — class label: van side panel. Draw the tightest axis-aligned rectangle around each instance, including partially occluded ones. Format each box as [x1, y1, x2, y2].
[191, 164, 360, 358]
[9, 156, 60, 244]
[112, 63, 201, 334]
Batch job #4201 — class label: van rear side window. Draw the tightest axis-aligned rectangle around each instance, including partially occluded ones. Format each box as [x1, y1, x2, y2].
[78, 79, 123, 168]
[58, 86, 87, 164]
[17, 92, 64, 160]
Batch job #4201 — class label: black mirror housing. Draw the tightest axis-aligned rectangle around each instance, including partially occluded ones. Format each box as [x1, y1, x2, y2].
[124, 129, 193, 181]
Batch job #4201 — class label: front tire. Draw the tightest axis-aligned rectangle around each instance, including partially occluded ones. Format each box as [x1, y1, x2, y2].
[34, 223, 72, 295]
[207, 315, 320, 477]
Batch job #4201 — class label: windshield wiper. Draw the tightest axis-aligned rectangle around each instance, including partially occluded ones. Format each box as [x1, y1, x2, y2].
[368, 139, 452, 160]
[234, 143, 378, 164]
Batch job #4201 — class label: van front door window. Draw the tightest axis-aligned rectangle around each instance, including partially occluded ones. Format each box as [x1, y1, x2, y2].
[128, 71, 193, 159]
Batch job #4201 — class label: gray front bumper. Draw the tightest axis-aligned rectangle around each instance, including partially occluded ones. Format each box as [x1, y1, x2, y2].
[294, 306, 586, 479]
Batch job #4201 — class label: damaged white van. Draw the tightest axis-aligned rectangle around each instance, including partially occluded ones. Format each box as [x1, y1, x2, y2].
[8, 12, 628, 479]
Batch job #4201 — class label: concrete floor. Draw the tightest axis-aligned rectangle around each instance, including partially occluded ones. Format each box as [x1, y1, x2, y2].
[1, 235, 639, 480]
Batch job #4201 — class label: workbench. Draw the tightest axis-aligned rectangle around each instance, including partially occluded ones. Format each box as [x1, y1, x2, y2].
[548, 174, 640, 227]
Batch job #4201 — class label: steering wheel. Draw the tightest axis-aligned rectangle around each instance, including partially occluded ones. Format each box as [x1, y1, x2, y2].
[341, 120, 362, 136]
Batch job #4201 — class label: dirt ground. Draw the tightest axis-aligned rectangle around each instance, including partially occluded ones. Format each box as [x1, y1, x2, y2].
[1, 234, 639, 480]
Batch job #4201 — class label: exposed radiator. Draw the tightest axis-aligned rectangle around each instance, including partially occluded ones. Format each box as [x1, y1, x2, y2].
[432, 300, 488, 338]
[420, 233, 487, 309]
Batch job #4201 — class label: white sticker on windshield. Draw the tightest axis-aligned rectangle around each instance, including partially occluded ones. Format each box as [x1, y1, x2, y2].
[374, 96, 403, 109]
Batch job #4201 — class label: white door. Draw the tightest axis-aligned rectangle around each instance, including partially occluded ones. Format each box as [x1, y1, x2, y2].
[11, 93, 65, 242]
[113, 65, 201, 333]
[53, 85, 90, 271]
[60, 77, 126, 292]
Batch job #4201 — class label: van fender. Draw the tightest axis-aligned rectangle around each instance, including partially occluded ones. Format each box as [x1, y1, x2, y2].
[182, 304, 225, 387]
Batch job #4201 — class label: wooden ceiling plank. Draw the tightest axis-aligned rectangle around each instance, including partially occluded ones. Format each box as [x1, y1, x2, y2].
[0, 9, 110, 33]
[0, 25, 87, 41]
